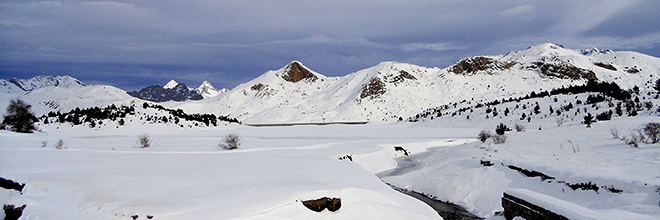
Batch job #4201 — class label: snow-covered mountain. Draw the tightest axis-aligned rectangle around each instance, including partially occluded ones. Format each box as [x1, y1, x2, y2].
[129, 80, 225, 102]
[2, 43, 659, 123]
[167, 43, 659, 123]
[0, 75, 85, 94]
[196, 81, 228, 99]
[128, 83, 203, 102]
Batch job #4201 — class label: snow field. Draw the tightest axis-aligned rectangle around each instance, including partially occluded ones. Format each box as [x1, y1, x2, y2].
[1, 123, 472, 220]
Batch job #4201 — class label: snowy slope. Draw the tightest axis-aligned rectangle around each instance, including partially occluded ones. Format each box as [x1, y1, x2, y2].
[165, 43, 660, 124]
[0, 83, 136, 117]
[1, 43, 658, 124]
[0, 75, 85, 94]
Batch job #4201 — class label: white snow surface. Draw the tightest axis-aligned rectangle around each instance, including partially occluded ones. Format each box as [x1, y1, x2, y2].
[162, 79, 179, 89]
[195, 81, 226, 98]
[1, 123, 449, 220]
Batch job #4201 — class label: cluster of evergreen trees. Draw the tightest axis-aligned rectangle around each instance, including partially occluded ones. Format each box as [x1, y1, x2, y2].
[40, 102, 240, 128]
[410, 80, 637, 122]
[141, 103, 240, 126]
[42, 104, 136, 127]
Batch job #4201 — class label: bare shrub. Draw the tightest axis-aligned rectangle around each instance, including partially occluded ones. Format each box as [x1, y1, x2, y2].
[137, 133, 151, 148]
[610, 127, 620, 139]
[219, 133, 241, 150]
[556, 115, 566, 127]
[643, 122, 660, 144]
[478, 130, 492, 143]
[492, 135, 507, 144]
[514, 124, 525, 132]
[55, 139, 65, 149]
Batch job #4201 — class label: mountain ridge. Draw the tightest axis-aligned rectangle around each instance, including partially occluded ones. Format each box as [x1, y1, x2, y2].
[2, 43, 658, 123]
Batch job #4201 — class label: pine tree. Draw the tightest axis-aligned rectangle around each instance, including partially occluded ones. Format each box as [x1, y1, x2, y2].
[1, 99, 38, 133]
[583, 113, 594, 128]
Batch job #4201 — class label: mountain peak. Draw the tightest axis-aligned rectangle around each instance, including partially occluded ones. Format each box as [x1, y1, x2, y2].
[282, 61, 318, 83]
[163, 79, 178, 89]
[196, 81, 225, 98]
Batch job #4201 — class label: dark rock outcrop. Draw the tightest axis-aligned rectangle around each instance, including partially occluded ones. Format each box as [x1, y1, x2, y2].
[128, 83, 203, 102]
[0, 177, 25, 193]
[3, 204, 26, 220]
[302, 197, 341, 212]
[282, 62, 318, 83]
[531, 62, 597, 81]
[360, 77, 386, 99]
[502, 193, 568, 220]
[449, 57, 516, 75]
[593, 62, 617, 71]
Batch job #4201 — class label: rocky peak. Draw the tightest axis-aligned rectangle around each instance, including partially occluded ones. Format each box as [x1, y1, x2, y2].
[282, 61, 318, 83]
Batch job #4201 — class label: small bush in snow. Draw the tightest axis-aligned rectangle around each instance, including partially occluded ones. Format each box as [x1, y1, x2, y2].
[610, 127, 620, 139]
[478, 130, 492, 143]
[643, 122, 660, 144]
[55, 139, 65, 149]
[492, 135, 507, 144]
[219, 133, 241, 150]
[495, 123, 511, 135]
[514, 124, 525, 132]
[41, 141, 48, 148]
[137, 133, 151, 148]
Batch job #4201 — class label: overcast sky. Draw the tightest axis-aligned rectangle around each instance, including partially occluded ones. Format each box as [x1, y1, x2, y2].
[1, 0, 659, 91]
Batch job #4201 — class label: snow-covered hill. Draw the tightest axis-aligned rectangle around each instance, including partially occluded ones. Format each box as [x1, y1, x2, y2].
[0, 80, 135, 117]
[166, 43, 660, 124]
[0, 75, 85, 94]
[1, 43, 659, 124]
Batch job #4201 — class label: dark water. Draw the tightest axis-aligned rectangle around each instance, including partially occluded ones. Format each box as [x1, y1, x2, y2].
[377, 147, 483, 220]
[389, 184, 483, 220]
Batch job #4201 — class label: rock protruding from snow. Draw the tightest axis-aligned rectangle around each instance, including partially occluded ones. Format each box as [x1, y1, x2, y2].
[0, 75, 85, 94]
[282, 61, 318, 83]
[449, 56, 516, 75]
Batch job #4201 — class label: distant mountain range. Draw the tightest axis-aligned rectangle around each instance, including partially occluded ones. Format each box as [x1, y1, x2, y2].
[1, 43, 659, 123]
[127, 79, 226, 102]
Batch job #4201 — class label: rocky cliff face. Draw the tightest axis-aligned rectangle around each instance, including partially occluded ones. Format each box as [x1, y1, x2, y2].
[282, 61, 318, 83]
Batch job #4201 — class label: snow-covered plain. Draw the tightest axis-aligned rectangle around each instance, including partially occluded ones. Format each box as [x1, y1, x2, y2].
[2, 122, 475, 220]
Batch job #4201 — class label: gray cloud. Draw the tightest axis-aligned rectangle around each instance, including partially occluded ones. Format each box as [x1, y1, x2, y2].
[1, 0, 658, 90]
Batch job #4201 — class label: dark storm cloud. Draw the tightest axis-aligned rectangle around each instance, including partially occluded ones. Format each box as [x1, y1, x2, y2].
[1, 0, 658, 90]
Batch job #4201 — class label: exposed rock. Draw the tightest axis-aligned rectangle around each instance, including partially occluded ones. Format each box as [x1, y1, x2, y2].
[360, 77, 386, 99]
[593, 62, 617, 71]
[385, 70, 417, 84]
[0, 177, 25, 193]
[626, 67, 640, 74]
[449, 56, 516, 75]
[531, 62, 597, 81]
[3, 204, 26, 220]
[251, 83, 265, 91]
[282, 62, 318, 83]
[302, 197, 341, 212]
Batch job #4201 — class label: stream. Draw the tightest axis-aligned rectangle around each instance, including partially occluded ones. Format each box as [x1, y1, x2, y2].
[377, 147, 483, 220]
